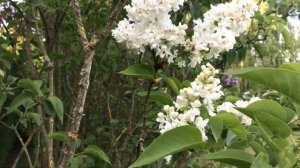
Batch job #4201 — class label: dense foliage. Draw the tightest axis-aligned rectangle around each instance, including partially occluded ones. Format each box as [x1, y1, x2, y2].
[0, 0, 300, 167]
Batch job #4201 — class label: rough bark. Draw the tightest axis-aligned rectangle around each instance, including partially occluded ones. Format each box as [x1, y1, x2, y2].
[59, 0, 127, 167]
[58, 0, 94, 167]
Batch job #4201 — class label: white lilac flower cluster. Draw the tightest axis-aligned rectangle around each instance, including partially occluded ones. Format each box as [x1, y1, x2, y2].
[190, 0, 258, 67]
[217, 97, 261, 125]
[111, 0, 188, 64]
[156, 63, 223, 141]
[112, 0, 258, 67]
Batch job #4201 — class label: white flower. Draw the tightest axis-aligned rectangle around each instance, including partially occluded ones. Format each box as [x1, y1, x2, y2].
[190, 0, 258, 67]
[112, 0, 188, 63]
[217, 97, 261, 126]
[113, 0, 257, 67]
[156, 63, 222, 137]
[217, 102, 235, 112]
[235, 100, 249, 108]
[195, 117, 209, 141]
[249, 97, 261, 104]
[191, 100, 202, 108]
[174, 95, 189, 109]
[164, 155, 172, 164]
[182, 108, 200, 122]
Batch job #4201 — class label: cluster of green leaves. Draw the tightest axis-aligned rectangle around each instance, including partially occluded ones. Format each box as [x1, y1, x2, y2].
[0, 75, 63, 127]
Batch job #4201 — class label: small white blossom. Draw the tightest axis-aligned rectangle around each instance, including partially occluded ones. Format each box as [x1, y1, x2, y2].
[190, 0, 258, 67]
[164, 155, 172, 164]
[156, 63, 223, 140]
[112, 0, 257, 67]
[217, 97, 261, 125]
[112, 0, 188, 63]
[195, 117, 209, 141]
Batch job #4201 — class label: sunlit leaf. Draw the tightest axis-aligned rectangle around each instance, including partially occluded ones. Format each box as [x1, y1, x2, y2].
[18, 79, 43, 96]
[231, 67, 300, 104]
[204, 149, 255, 167]
[209, 116, 223, 142]
[47, 96, 64, 124]
[216, 112, 247, 140]
[129, 126, 203, 168]
[163, 77, 181, 94]
[48, 131, 68, 143]
[119, 64, 155, 79]
[8, 92, 32, 113]
[250, 152, 272, 168]
[26, 112, 41, 126]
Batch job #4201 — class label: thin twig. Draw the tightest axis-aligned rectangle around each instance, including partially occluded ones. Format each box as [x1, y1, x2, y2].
[12, 129, 36, 168]
[89, 0, 127, 49]
[33, 130, 41, 168]
[128, 83, 136, 134]
[106, 92, 121, 168]
[0, 121, 12, 129]
[12, 125, 34, 168]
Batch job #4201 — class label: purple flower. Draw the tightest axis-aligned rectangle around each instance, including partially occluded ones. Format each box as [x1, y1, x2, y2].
[222, 75, 239, 87]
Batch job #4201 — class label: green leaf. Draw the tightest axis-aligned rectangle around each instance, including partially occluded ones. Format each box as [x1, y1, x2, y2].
[48, 131, 68, 142]
[280, 63, 300, 72]
[272, 137, 296, 168]
[225, 96, 241, 103]
[47, 96, 64, 124]
[209, 117, 223, 142]
[204, 149, 255, 167]
[119, 64, 155, 79]
[83, 145, 111, 164]
[26, 112, 41, 126]
[182, 80, 191, 88]
[228, 140, 248, 149]
[8, 92, 32, 113]
[163, 77, 181, 94]
[225, 130, 238, 146]
[255, 117, 280, 151]
[247, 100, 286, 122]
[249, 141, 268, 155]
[283, 107, 296, 123]
[137, 91, 173, 105]
[0, 92, 7, 108]
[230, 67, 300, 104]
[250, 152, 272, 168]
[236, 107, 291, 138]
[216, 112, 247, 140]
[0, 69, 5, 80]
[70, 154, 86, 168]
[0, 58, 11, 70]
[18, 79, 43, 96]
[129, 126, 203, 168]
[23, 99, 37, 109]
[254, 112, 291, 138]
[6, 75, 17, 85]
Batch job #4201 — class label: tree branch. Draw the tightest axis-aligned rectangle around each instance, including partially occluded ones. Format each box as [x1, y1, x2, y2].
[89, 0, 127, 49]
[59, 0, 127, 167]
[27, 0, 55, 167]
[59, 0, 93, 166]
[12, 125, 34, 168]
[11, 129, 36, 168]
